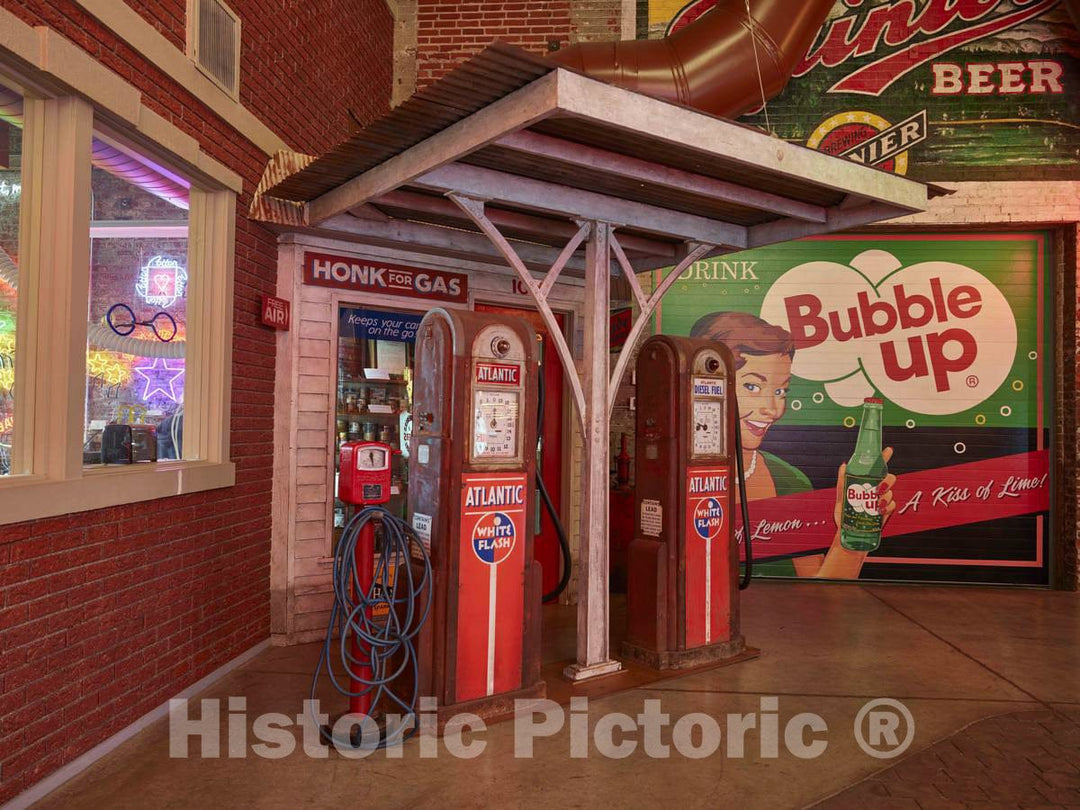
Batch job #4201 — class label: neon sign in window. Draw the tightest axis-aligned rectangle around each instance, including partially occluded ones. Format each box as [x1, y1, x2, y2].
[136, 256, 187, 308]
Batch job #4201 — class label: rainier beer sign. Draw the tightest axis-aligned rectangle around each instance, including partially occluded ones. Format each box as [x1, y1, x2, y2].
[660, 0, 1078, 180]
[304, 252, 468, 304]
[669, 0, 1059, 96]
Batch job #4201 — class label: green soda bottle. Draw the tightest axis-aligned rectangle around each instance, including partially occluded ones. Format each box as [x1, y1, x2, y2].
[840, 397, 887, 552]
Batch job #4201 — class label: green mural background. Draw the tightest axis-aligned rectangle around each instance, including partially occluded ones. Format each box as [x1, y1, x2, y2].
[647, 235, 1051, 430]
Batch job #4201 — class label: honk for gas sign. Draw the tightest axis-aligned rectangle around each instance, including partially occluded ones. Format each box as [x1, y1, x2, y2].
[649, 233, 1051, 586]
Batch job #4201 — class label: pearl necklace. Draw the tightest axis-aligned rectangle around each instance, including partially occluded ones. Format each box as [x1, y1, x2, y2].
[745, 450, 758, 479]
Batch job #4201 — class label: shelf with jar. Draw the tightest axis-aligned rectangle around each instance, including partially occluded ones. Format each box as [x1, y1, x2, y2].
[336, 383, 406, 416]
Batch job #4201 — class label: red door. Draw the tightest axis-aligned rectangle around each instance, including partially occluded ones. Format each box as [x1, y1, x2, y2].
[474, 303, 566, 596]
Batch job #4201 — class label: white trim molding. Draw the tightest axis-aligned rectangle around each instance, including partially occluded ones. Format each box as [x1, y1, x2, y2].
[0, 16, 241, 525]
[0, 5, 242, 193]
[0, 462, 237, 525]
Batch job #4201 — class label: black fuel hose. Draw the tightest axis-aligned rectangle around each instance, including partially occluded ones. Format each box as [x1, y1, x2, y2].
[311, 505, 433, 749]
[536, 353, 572, 603]
[733, 398, 753, 590]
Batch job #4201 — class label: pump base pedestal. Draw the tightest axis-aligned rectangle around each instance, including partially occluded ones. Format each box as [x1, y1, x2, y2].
[562, 659, 623, 683]
[621, 636, 746, 671]
[434, 681, 547, 731]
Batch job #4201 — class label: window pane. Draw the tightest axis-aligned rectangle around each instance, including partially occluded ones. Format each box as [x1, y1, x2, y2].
[0, 83, 23, 476]
[333, 307, 418, 545]
[84, 137, 190, 466]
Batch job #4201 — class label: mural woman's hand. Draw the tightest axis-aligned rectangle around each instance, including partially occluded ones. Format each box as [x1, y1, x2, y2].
[831, 446, 897, 530]
[819, 447, 897, 579]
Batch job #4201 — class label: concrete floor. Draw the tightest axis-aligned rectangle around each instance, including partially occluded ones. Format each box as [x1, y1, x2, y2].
[32, 582, 1080, 809]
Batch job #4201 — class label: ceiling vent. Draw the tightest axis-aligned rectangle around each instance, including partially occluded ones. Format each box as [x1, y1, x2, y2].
[188, 0, 241, 98]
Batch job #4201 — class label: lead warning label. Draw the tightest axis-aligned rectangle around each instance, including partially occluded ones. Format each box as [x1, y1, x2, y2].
[640, 499, 662, 537]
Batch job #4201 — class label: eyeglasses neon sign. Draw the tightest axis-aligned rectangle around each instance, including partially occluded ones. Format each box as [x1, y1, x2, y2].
[136, 256, 188, 308]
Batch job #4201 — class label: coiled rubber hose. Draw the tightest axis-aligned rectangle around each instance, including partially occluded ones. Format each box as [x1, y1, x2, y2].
[86, 322, 186, 359]
[311, 505, 433, 749]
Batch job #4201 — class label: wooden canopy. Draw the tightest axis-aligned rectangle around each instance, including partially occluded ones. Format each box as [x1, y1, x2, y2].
[252, 42, 940, 681]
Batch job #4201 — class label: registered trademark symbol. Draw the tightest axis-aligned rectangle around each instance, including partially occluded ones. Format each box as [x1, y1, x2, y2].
[855, 698, 915, 759]
[965, 375, 979, 388]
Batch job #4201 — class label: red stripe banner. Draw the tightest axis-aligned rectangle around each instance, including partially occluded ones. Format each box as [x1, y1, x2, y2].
[737, 450, 1049, 562]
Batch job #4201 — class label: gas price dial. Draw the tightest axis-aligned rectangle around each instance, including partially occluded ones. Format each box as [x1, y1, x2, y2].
[357, 446, 389, 471]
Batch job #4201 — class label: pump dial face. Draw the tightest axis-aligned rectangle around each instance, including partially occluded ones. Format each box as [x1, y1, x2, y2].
[357, 446, 389, 471]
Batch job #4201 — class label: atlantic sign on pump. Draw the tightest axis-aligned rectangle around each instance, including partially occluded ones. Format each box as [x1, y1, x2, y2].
[455, 473, 528, 701]
[684, 467, 730, 646]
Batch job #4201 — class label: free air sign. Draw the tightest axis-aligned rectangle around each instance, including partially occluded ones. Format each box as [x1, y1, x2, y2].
[260, 295, 290, 330]
[303, 251, 468, 304]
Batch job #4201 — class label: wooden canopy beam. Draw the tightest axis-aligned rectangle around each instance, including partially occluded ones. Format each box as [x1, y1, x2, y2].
[492, 130, 829, 224]
[412, 163, 748, 248]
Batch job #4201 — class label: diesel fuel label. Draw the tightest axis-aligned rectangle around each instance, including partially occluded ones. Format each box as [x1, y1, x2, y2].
[692, 377, 726, 397]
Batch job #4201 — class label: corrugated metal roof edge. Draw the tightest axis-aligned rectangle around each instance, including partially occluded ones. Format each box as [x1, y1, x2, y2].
[260, 40, 950, 209]
[265, 42, 555, 203]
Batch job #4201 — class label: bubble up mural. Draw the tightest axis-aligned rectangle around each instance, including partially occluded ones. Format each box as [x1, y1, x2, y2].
[649, 233, 1051, 585]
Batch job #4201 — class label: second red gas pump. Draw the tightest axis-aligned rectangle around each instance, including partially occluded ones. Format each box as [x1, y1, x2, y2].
[624, 334, 748, 669]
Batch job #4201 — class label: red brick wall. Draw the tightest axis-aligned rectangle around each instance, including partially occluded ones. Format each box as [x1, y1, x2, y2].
[122, 0, 390, 155]
[0, 0, 392, 802]
[416, 0, 624, 88]
[123, 0, 186, 50]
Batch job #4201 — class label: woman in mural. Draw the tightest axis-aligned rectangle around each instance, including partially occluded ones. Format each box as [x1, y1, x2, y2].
[690, 310, 896, 579]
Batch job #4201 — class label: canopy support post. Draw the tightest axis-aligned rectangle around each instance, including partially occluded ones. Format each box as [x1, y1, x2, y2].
[564, 220, 623, 680]
[449, 192, 720, 682]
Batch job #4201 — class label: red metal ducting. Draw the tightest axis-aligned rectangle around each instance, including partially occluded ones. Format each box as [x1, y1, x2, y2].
[550, 0, 851, 118]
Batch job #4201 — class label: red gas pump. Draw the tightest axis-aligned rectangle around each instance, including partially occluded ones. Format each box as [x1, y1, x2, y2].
[624, 335, 747, 669]
[337, 441, 394, 720]
[408, 308, 544, 726]
[311, 441, 432, 749]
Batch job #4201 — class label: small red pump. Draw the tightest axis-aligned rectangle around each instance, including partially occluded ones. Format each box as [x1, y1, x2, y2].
[311, 439, 432, 750]
[337, 440, 395, 720]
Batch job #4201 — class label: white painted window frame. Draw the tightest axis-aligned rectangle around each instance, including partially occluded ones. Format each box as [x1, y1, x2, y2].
[186, 0, 242, 101]
[0, 77, 236, 526]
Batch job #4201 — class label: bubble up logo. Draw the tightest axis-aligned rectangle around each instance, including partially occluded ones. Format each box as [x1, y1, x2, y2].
[471, 512, 516, 565]
[760, 250, 1017, 416]
[845, 483, 880, 516]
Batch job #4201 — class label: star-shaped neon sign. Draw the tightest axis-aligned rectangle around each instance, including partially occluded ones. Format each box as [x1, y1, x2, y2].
[132, 358, 185, 403]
